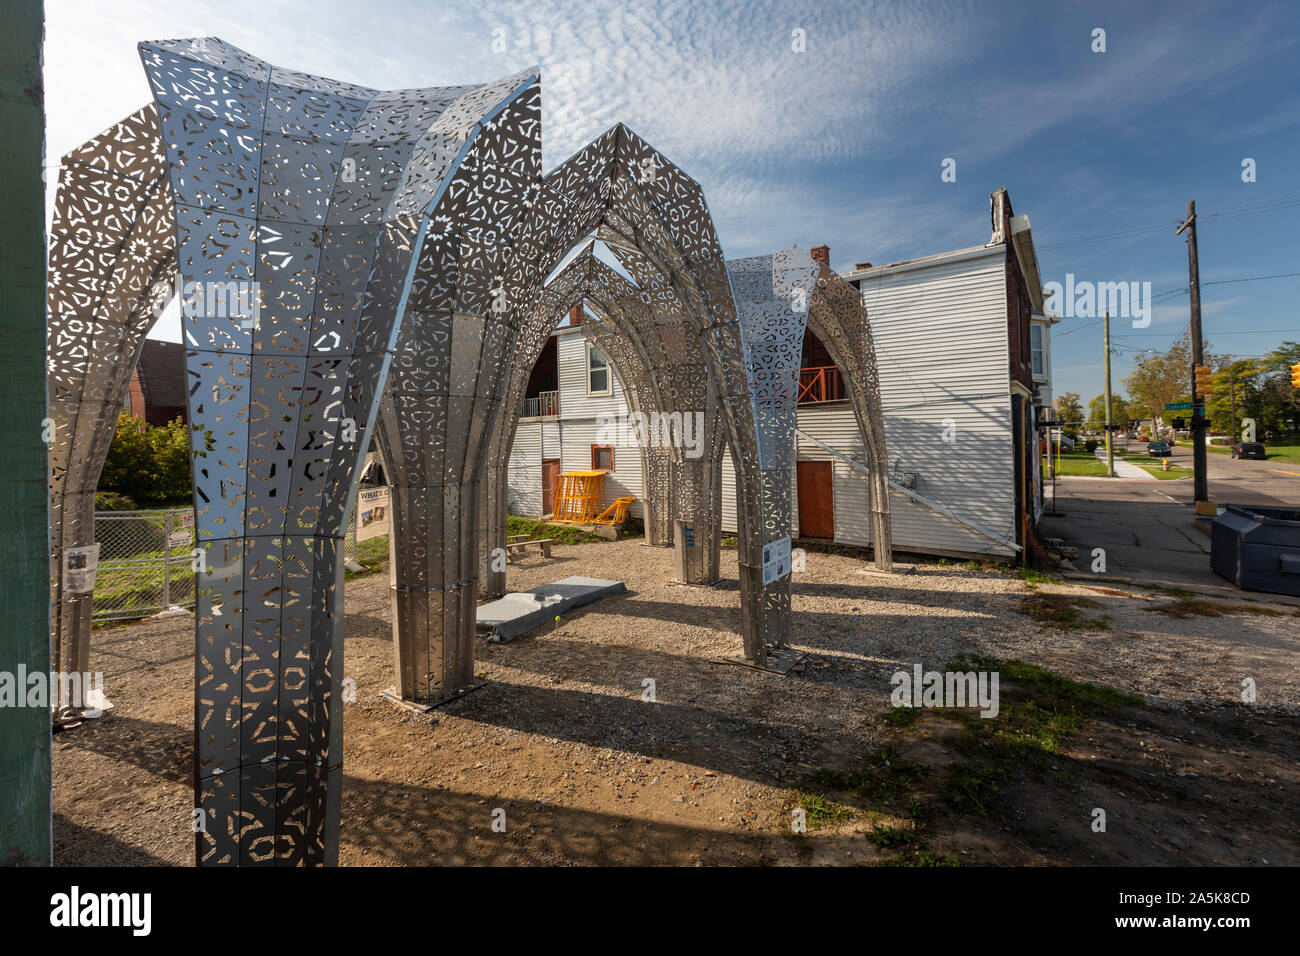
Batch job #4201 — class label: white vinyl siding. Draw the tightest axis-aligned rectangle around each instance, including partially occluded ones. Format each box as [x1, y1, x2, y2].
[508, 421, 543, 515]
[557, 332, 625, 420]
[510, 251, 1020, 559]
[505, 329, 645, 521]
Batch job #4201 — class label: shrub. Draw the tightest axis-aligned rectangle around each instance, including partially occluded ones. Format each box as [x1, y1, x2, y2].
[1084, 439, 1099, 452]
[93, 491, 137, 511]
[99, 413, 203, 506]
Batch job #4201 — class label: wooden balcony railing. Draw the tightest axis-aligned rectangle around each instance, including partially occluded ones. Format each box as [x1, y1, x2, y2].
[521, 389, 560, 418]
[797, 366, 846, 404]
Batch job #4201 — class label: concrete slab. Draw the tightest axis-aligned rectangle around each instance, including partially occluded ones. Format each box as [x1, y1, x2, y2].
[477, 576, 628, 643]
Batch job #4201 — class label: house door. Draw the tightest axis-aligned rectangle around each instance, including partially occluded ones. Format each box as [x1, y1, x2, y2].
[542, 458, 561, 515]
[796, 460, 834, 539]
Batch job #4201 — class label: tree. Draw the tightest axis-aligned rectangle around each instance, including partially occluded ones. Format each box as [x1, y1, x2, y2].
[1256, 340, 1300, 442]
[1054, 391, 1084, 426]
[1087, 393, 1130, 430]
[1123, 331, 1194, 423]
[98, 413, 199, 506]
[1206, 359, 1262, 438]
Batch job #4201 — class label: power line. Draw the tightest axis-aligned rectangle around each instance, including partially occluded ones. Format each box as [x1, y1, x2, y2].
[1037, 194, 1300, 255]
[1116, 328, 1299, 337]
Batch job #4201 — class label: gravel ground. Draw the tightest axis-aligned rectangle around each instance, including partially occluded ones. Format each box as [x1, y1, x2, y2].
[52, 538, 1300, 866]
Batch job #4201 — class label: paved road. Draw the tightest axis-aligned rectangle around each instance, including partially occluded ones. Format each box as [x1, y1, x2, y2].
[1107, 440, 1299, 507]
[1039, 449, 1299, 604]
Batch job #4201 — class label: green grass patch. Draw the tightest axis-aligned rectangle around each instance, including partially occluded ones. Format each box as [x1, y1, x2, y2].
[936, 657, 1143, 814]
[1049, 450, 1112, 477]
[1147, 597, 1282, 619]
[1012, 566, 1061, 587]
[882, 705, 921, 727]
[798, 660, 1141, 861]
[1118, 453, 1194, 479]
[792, 791, 856, 830]
[1174, 441, 1300, 463]
[869, 825, 919, 849]
[877, 851, 960, 867]
[507, 515, 608, 546]
[812, 746, 924, 809]
[1017, 593, 1109, 630]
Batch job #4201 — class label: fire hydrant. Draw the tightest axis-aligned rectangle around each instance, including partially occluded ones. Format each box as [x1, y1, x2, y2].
[1162, 458, 1170, 472]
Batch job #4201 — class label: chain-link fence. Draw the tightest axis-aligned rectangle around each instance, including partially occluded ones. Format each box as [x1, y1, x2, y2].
[89, 497, 391, 623]
[92, 509, 197, 621]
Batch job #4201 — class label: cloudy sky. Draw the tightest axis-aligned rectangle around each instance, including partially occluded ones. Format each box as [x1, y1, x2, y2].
[44, 0, 1300, 403]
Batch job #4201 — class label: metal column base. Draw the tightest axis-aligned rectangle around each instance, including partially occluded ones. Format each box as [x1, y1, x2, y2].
[379, 681, 489, 713]
[711, 647, 806, 675]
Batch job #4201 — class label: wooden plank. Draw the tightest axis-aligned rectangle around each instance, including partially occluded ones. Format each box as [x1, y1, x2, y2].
[0, 0, 51, 866]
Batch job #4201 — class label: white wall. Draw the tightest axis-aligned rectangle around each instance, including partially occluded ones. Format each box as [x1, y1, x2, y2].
[505, 330, 645, 520]
[508, 250, 1020, 558]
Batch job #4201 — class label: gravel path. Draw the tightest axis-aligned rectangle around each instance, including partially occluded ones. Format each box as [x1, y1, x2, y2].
[52, 539, 1299, 866]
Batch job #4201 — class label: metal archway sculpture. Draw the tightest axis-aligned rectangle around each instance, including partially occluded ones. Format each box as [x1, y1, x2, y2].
[137, 36, 537, 865]
[42, 37, 894, 866]
[807, 270, 893, 569]
[46, 105, 177, 706]
[385, 124, 817, 701]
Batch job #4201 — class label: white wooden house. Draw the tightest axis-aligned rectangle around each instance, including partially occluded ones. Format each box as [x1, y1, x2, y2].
[505, 190, 1054, 560]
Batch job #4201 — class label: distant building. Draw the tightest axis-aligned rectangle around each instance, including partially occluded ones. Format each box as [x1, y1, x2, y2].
[126, 339, 187, 426]
[504, 188, 1055, 559]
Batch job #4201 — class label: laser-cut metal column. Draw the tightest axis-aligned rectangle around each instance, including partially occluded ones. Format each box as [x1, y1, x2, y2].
[46, 106, 177, 713]
[141, 36, 522, 864]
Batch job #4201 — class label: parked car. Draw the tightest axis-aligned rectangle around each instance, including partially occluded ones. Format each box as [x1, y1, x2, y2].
[1138, 435, 1150, 442]
[1147, 441, 1172, 457]
[1231, 442, 1267, 460]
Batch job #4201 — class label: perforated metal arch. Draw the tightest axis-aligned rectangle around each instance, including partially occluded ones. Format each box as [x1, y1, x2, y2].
[46, 105, 177, 697]
[807, 270, 893, 569]
[138, 36, 537, 865]
[43, 40, 893, 867]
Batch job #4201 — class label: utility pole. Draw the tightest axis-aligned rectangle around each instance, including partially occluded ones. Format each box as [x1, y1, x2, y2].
[1177, 200, 1210, 509]
[1103, 311, 1115, 477]
[1229, 367, 1237, 438]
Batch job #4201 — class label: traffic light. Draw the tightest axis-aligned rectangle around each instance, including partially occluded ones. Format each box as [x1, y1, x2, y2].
[1171, 417, 1186, 430]
[1194, 363, 1214, 395]
[1291, 362, 1300, 388]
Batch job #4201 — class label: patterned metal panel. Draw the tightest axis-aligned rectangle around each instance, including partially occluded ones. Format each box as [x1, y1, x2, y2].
[44, 40, 896, 871]
[137, 36, 535, 865]
[807, 270, 893, 570]
[46, 104, 176, 709]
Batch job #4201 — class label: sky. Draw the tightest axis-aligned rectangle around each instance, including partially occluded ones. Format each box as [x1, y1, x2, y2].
[43, 0, 1300, 405]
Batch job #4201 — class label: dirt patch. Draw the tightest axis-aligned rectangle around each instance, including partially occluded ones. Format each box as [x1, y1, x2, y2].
[53, 539, 1300, 866]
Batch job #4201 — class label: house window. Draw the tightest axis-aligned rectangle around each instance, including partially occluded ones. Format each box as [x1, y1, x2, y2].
[587, 345, 610, 395]
[592, 444, 614, 471]
[1030, 323, 1045, 379]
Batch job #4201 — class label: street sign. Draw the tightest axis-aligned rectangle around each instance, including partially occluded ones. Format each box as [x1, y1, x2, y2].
[1164, 402, 1194, 410]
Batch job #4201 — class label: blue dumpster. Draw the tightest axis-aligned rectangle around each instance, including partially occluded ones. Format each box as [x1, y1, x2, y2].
[1210, 505, 1300, 596]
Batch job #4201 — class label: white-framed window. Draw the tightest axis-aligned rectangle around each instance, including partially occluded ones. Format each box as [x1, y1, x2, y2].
[587, 344, 611, 396]
[1030, 323, 1045, 379]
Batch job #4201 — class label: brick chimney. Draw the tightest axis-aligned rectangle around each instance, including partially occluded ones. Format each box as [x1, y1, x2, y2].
[854, 262, 872, 271]
[569, 304, 582, 326]
[810, 244, 831, 277]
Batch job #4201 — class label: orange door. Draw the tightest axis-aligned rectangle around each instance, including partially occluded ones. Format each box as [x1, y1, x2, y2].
[796, 460, 835, 539]
[542, 459, 561, 515]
